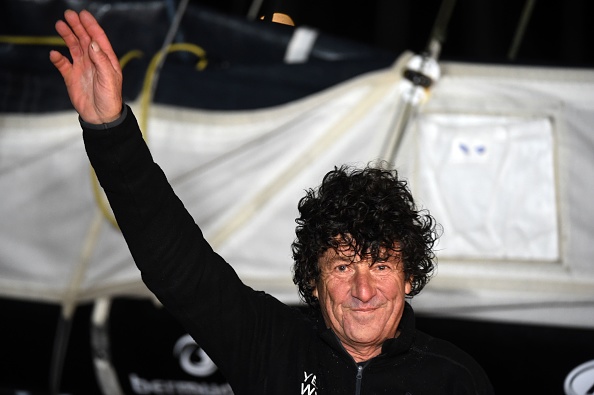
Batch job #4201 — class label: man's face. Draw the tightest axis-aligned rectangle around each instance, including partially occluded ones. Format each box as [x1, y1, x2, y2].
[313, 244, 411, 361]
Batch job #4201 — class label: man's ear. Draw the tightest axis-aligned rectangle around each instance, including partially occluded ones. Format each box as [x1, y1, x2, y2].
[312, 285, 318, 299]
[405, 277, 412, 295]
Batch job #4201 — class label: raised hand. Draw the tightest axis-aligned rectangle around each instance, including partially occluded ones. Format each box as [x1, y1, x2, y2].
[50, 9, 123, 124]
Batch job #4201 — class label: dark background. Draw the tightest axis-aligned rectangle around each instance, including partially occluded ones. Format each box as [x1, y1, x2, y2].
[3, 0, 594, 113]
[192, 0, 594, 68]
[1, 1, 593, 394]
[4, 0, 593, 67]
[2, 297, 594, 395]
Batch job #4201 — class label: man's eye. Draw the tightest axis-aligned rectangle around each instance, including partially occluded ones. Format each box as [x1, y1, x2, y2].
[336, 265, 348, 272]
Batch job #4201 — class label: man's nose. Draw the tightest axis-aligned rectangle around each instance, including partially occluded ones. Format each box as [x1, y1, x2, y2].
[351, 266, 376, 302]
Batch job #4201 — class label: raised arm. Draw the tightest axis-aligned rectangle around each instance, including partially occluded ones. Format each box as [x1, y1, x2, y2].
[50, 9, 123, 124]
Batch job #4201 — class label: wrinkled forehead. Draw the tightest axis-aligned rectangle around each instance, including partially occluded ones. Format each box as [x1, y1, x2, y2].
[318, 240, 401, 266]
[320, 244, 356, 261]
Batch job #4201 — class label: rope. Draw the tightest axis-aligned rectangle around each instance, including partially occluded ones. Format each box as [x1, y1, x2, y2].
[0, 35, 66, 45]
[138, 43, 207, 135]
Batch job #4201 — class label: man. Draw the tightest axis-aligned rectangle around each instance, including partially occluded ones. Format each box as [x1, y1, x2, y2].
[51, 9, 494, 394]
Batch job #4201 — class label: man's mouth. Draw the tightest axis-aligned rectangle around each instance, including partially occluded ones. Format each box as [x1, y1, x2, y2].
[350, 307, 377, 313]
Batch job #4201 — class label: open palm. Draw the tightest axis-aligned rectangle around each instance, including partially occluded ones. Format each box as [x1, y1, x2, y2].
[50, 10, 123, 124]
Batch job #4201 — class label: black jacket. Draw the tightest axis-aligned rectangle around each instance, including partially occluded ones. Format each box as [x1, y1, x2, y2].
[83, 106, 494, 395]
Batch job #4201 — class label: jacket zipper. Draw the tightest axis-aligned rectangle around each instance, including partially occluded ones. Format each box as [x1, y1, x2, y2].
[355, 364, 364, 395]
[355, 361, 371, 395]
[328, 331, 370, 395]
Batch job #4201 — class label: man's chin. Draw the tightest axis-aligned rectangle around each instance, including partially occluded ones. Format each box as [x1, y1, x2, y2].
[343, 320, 384, 340]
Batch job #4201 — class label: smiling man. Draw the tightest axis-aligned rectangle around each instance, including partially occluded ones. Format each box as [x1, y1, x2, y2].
[315, 244, 411, 362]
[51, 9, 494, 394]
[291, 166, 436, 360]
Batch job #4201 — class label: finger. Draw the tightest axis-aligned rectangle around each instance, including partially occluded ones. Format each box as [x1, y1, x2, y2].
[79, 10, 120, 71]
[64, 10, 92, 53]
[49, 50, 72, 78]
[55, 19, 83, 59]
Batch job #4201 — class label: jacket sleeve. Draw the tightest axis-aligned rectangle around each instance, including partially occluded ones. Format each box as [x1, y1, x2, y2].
[82, 106, 295, 390]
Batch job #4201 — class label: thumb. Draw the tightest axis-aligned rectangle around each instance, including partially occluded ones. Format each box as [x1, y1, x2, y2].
[88, 40, 123, 122]
[88, 41, 111, 69]
[88, 40, 122, 80]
